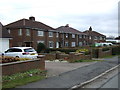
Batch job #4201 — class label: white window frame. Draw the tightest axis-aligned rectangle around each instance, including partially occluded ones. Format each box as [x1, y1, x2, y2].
[26, 29, 30, 36]
[79, 42, 83, 46]
[72, 34, 75, 38]
[66, 33, 68, 38]
[18, 29, 22, 36]
[65, 42, 69, 47]
[38, 31, 44, 36]
[71, 42, 76, 47]
[49, 32, 53, 37]
[37, 40, 45, 44]
[56, 32, 59, 37]
[8, 29, 10, 34]
[49, 41, 54, 48]
[79, 35, 82, 38]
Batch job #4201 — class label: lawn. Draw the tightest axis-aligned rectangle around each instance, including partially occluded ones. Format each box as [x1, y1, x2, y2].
[2, 69, 46, 89]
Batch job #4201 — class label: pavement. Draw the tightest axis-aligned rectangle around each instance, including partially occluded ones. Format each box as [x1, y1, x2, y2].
[16, 56, 119, 89]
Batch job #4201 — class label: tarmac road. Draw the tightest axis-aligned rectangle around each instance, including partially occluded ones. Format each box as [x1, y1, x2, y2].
[16, 56, 119, 89]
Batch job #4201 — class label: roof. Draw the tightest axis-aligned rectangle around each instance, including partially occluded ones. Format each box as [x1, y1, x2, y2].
[5, 17, 55, 31]
[56, 24, 86, 35]
[83, 30, 106, 37]
[0, 22, 12, 38]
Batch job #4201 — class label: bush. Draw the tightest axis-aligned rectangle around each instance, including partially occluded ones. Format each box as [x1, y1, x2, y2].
[37, 43, 46, 53]
[1, 56, 31, 63]
[76, 49, 90, 55]
[92, 48, 99, 58]
[45, 48, 77, 54]
[102, 47, 110, 52]
[112, 46, 120, 55]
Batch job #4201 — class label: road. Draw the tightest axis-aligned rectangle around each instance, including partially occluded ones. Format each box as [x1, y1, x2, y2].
[16, 56, 119, 89]
[81, 66, 119, 89]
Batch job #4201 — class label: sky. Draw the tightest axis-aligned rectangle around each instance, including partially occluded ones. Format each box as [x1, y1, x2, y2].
[0, 0, 119, 37]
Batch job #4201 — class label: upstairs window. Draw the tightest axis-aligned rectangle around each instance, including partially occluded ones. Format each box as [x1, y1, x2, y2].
[38, 31, 44, 36]
[49, 32, 53, 37]
[56, 32, 59, 37]
[18, 29, 22, 36]
[8, 29, 10, 34]
[26, 29, 30, 36]
[79, 35, 82, 38]
[72, 34, 75, 38]
[66, 34, 69, 38]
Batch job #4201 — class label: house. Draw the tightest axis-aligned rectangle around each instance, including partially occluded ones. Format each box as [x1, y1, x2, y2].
[0, 22, 12, 53]
[4, 16, 59, 49]
[83, 26, 106, 45]
[56, 24, 88, 48]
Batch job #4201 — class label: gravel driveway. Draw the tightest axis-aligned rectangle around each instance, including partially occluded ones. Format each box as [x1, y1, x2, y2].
[45, 61, 97, 77]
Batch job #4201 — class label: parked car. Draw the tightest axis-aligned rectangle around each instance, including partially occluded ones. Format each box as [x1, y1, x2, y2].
[3, 47, 38, 59]
[95, 42, 113, 47]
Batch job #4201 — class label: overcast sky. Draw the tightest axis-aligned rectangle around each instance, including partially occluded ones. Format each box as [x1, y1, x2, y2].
[0, 0, 119, 37]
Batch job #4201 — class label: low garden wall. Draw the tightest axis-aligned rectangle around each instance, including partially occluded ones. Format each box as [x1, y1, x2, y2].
[1, 55, 45, 75]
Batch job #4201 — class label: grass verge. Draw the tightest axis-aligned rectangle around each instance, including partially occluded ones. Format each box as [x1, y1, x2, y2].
[69, 59, 104, 63]
[2, 69, 46, 89]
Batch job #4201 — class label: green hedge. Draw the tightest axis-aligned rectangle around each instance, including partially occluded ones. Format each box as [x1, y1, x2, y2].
[45, 48, 77, 54]
[102, 47, 110, 51]
[112, 46, 120, 55]
[92, 48, 99, 58]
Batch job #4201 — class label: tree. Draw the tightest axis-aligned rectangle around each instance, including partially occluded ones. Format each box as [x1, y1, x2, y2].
[37, 43, 46, 53]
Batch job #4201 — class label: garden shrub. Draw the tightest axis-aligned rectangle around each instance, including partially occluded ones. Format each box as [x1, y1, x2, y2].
[37, 43, 46, 53]
[102, 47, 110, 52]
[76, 49, 90, 55]
[45, 48, 77, 54]
[92, 48, 99, 58]
[112, 46, 120, 55]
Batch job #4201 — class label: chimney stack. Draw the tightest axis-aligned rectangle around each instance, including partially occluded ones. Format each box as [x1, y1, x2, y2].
[65, 24, 69, 27]
[29, 16, 35, 21]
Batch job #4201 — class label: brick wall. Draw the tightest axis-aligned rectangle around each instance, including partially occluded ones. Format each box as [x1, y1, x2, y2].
[1, 56, 45, 75]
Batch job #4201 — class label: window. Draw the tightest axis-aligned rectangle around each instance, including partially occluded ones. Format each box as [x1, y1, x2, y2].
[72, 34, 75, 38]
[71, 42, 76, 47]
[49, 41, 54, 48]
[66, 34, 68, 38]
[38, 31, 44, 36]
[26, 29, 30, 36]
[8, 29, 10, 34]
[65, 42, 69, 47]
[49, 32, 53, 37]
[89, 36, 92, 39]
[56, 32, 59, 37]
[18, 29, 22, 36]
[79, 35, 82, 38]
[6, 48, 22, 52]
[79, 42, 83, 46]
[37, 41, 44, 44]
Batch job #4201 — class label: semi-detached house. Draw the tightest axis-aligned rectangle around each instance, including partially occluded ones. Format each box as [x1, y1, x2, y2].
[4, 16, 59, 49]
[4, 16, 106, 50]
[56, 24, 88, 48]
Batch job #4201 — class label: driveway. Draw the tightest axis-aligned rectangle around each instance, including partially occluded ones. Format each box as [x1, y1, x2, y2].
[45, 61, 97, 77]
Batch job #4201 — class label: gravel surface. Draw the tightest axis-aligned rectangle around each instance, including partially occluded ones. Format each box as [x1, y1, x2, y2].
[17, 56, 119, 89]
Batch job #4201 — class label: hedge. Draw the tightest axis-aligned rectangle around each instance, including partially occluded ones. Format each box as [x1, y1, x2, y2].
[111, 46, 120, 55]
[45, 48, 78, 54]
